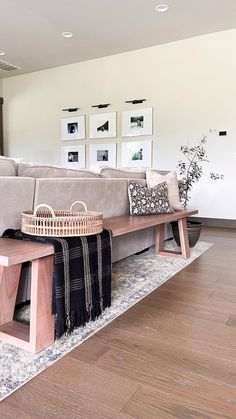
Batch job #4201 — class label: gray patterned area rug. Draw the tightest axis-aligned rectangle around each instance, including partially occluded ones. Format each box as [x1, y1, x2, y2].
[0, 240, 213, 401]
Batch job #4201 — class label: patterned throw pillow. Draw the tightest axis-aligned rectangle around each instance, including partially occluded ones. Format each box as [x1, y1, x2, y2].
[128, 181, 174, 215]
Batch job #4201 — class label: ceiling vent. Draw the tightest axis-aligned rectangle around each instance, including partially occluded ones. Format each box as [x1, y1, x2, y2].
[0, 60, 21, 72]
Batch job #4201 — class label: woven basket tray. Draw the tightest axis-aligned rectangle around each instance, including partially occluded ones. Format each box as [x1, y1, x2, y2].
[21, 201, 103, 237]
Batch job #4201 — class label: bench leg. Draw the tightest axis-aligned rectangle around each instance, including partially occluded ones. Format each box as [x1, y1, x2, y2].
[178, 218, 190, 259]
[30, 255, 55, 353]
[0, 264, 21, 326]
[156, 224, 165, 254]
[0, 256, 55, 353]
[156, 218, 190, 259]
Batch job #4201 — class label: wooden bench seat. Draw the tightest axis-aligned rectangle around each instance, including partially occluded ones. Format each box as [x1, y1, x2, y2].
[103, 209, 198, 259]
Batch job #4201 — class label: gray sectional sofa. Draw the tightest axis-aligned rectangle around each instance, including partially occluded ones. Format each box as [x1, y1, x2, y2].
[0, 159, 157, 259]
[1, 158, 170, 303]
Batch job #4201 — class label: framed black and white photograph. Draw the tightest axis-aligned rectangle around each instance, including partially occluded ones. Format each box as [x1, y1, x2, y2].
[89, 112, 116, 139]
[61, 116, 85, 140]
[122, 108, 153, 137]
[121, 140, 152, 168]
[89, 143, 116, 167]
[61, 145, 86, 168]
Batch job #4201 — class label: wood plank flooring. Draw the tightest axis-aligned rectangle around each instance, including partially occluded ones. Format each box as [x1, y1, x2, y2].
[0, 227, 236, 418]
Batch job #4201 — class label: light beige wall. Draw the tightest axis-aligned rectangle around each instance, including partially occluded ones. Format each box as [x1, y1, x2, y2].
[2, 29, 236, 219]
[0, 79, 2, 96]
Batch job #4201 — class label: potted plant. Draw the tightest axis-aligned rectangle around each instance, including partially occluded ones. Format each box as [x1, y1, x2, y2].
[172, 135, 224, 247]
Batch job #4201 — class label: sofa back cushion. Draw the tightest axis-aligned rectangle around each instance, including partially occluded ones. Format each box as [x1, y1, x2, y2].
[18, 163, 99, 178]
[0, 177, 35, 235]
[146, 169, 182, 210]
[100, 167, 146, 179]
[0, 157, 17, 176]
[34, 178, 146, 218]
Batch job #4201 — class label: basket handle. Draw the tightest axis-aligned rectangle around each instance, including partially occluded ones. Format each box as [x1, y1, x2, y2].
[33, 204, 55, 218]
[70, 201, 88, 212]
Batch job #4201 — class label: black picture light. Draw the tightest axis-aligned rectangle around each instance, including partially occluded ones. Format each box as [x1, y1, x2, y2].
[91, 104, 111, 109]
[125, 99, 146, 104]
[62, 107, 79, 112]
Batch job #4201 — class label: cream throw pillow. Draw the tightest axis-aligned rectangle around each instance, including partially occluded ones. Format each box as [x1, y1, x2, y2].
[146, 170, 182, 210]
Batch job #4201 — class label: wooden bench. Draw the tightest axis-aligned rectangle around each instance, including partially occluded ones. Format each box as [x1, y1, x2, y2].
[0, 209, 197, 352]
[0, 238, 54, 353]
[103, 209, 198, 259]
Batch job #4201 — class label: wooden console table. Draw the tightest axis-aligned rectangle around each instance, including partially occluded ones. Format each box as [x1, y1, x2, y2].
[0, 238, 54, 353]
[103, 209, 198, 259]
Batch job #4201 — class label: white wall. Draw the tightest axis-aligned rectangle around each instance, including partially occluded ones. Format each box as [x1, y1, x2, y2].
[2, 29, 236, 219]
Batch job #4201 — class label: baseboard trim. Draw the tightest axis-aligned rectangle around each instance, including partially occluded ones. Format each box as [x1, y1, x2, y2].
[188, 217, 236, 229]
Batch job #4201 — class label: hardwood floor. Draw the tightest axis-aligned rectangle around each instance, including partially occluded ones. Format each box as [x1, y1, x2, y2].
[1, 227, 236, 418]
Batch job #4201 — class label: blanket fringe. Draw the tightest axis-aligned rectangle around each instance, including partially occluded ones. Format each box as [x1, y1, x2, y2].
[55, 298, 111, 338]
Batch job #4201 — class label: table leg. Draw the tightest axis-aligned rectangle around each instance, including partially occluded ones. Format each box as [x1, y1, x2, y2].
[30, 255, 55, 353]
[178, 217, 190, 259]
[156, 219, 190, 259]
[0, 264, 21, 326]
[156, 224, 165, 254]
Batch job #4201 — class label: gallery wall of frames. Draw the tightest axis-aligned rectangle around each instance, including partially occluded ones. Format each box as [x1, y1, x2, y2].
[60, 107, 153, 169]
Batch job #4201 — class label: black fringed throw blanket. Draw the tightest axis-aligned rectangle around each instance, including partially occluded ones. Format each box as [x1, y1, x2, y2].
[3, 229, 112, 337]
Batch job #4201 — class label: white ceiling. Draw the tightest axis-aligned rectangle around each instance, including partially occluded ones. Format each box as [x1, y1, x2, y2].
[0, 0, 236, 78]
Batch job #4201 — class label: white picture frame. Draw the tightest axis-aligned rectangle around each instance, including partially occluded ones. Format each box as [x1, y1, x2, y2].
[61, 145, 86, 169]
[121, 140, 152, 168]
[89, 112, 116, 139]
[61, 116, 85, 140]
[89, 143, 116, 168]
[122, 107, 153, 137]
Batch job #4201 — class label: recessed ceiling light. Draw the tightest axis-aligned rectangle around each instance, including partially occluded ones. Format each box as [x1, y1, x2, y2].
[0, 51, 6, 56]
[155, 4, 169, 12]
[61, 31, 73, 38]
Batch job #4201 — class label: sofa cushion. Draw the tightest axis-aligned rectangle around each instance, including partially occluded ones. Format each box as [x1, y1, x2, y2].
[0, 177, 35, 235]
[18, 163, 99, 178]
[128, 180, 173, 215]
[34, 178, 147, 218]
[0, 156, 17, 176]
[146, 169, 182, 211]
[100, 167, 146, 179]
